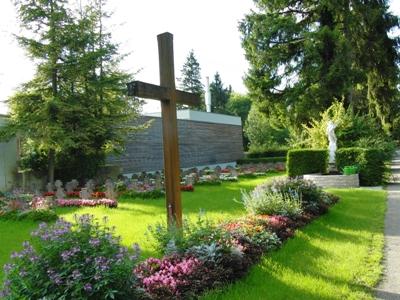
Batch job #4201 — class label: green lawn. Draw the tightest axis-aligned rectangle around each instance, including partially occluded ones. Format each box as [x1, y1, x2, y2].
[0, 178, 386, 300]
[202, 189, 386, 300]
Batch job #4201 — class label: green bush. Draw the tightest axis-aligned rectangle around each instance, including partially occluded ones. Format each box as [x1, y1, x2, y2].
[336, 148, 386, 186]
[240, 189, 303, 218]
[0, 209, 58, 222]
[1, 215, 145, 299]
[237, 156, 286, 164]
[257, 178, 336, 215]
[287, 149, 328, 177]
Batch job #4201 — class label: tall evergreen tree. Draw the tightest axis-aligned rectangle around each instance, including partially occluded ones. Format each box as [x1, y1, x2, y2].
[178, 50, 204, 110]
[240, 0, 399, 131]
[210, 72, 231, 113]
[1, 0, 140, 182]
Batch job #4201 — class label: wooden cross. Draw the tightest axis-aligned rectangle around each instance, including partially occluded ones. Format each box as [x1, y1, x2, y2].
[127, 32, 201, 228]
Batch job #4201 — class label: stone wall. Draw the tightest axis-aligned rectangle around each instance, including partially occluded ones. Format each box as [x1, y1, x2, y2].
[303, 174, 359, 188]
[107, 115, 244, 174]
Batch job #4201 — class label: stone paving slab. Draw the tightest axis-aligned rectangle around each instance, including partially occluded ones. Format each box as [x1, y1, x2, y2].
[375, 151, 400, 300]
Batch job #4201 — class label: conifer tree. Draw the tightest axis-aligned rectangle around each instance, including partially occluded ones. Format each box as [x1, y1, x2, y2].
[1, 0, 140, 182]
[210, 72, 231, 113]
[179, 50, 204, 110]
[240, 0, 399, 132]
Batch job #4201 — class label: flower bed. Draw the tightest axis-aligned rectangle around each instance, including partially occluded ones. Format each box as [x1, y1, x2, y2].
[56, 199, 117, 208]
[1, 178, 339, 299]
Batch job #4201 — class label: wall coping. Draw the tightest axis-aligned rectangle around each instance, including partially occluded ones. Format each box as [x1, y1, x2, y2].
[144, 109, 242, 126]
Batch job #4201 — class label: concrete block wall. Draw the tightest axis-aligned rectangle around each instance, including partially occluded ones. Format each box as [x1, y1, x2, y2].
[107, 114, 244, 174]
[0, 115, 18, 191]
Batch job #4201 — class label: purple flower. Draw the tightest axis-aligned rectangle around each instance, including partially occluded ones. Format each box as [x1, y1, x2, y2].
[3, 263, 14, 273]
[89, 238, 101, 247]
[72, 270, 82, 280]
[84, 283, 93, 292]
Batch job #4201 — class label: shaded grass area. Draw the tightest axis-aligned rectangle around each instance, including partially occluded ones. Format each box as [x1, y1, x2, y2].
[202, 189, 386, 300]
[0, 174, 277, 281]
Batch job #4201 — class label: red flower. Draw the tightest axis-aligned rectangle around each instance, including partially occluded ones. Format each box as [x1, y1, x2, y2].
[180, 185, 194, 192]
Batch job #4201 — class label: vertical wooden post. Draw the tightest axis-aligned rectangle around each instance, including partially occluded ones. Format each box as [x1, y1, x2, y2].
[157, 32, 182, 228]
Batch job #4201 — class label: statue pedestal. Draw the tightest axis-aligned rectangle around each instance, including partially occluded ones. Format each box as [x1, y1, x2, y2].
[328, 163, 338, 174]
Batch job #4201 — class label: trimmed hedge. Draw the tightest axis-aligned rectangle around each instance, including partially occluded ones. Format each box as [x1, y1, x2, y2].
[287, 149, 328, 177]
[246, 149, 288, 158]
[336, 147, 385, 186]
[237, 156, 286, 165]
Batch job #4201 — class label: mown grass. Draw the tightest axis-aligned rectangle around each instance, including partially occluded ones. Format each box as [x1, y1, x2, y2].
[202, 189, 386, 300]
[0, 174, 277, 281]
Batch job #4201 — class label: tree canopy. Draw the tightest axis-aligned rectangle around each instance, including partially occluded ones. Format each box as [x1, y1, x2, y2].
[1, 0, 140, 182]
[240, 0, 399, 133]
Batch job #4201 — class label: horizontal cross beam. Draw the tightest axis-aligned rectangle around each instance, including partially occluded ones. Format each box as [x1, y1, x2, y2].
[127, 80, 201, 106]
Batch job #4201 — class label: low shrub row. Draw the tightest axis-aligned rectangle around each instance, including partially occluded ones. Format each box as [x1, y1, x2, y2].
[0, 209, 58, 222]
[121, 189, 165, 199]
[287, 149, 328, 177]
[246, 148, 288, 158]
[237, 156, 286, 165]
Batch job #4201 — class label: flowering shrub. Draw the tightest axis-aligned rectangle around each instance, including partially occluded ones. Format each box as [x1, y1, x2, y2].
[148, 216, 230, 255]
[265, 215, 295, 240]
[92, 191, 106, 198]
[43, 192, 55, 197]
[240, 189, 303, 217]
[258, 178, 329, 214]
[0, 215, 147, 299]
[180, 185, 194, 192]
[135, 256, 206, 299]
[56, 199, 117, 208]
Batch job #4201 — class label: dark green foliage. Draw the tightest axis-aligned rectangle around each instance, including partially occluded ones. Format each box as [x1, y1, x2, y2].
[226, 93, 252, 124]
[0, 209, 57, 222]
[246, 149, 288, 158]
[287, 150, 328, 177]
[336, 148, 386, 186]
[194, 181, 221, 186]
[210, 72, 231, 113]
[179, 50, 204, 110]
[240, 0, 400, 133]
[121, 189, 165, 200]
[237, 157, 286, 165]
[245, 105, 289, 150]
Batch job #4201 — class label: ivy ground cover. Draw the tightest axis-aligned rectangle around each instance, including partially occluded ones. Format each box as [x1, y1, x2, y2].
[203, 189, 386, 300]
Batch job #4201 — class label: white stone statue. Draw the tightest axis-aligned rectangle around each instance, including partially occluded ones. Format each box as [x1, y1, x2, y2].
[326, 120, 337, 164]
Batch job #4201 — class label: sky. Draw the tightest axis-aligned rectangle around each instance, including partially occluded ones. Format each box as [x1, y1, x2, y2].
[0, 0, 399, 115]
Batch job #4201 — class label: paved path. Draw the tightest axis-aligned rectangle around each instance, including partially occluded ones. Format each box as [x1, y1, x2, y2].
[376, 151, 400, 300]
